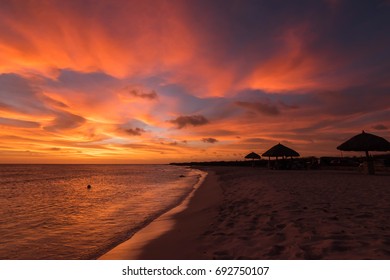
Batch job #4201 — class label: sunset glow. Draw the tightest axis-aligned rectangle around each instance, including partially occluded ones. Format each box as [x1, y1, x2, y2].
[0, 0, 389, 163]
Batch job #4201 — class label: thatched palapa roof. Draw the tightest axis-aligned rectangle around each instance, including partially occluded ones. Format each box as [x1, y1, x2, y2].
[245, 152, 261, 160]
[337, 131, 390, 152]
[262, 143, 300, 158]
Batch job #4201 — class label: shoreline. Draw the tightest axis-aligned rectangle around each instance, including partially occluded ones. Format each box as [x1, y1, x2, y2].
[99, 167, 221, 259]
[100, 167, 390, 260]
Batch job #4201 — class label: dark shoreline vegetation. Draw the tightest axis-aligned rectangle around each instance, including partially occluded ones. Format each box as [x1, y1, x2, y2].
[170, 154, 390, 170]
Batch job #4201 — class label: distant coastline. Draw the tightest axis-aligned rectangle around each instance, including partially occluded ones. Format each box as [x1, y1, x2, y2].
[170, 154, 390, 170]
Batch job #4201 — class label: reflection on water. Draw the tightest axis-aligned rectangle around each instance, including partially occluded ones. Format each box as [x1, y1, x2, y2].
[0, 164, 201, 259]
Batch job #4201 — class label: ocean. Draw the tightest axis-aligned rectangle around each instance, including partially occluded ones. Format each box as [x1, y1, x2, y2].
[0, 164, 204, 260]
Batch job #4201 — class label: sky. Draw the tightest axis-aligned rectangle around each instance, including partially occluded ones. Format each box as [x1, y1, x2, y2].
[0, 0, 389, 163]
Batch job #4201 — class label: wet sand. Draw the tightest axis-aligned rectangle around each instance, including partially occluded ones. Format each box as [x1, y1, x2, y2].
[99, 169, 221, 259]
[100, 167, 390, 260]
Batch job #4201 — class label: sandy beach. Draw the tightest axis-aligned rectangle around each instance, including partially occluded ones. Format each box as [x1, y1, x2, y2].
[99, 169, 221, 259]
[100, 167, 390, 260]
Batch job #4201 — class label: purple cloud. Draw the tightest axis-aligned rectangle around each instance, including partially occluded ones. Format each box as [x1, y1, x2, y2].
[126, 87, 158, 100]
[124, 127, 145, 136]
[0, 117, 40, 128]
[44, 111, 86, 132]
[169, 115, 209, 129]
[235, 101, 280, 116]
[202, 137, 218, 144]
[372, 124, 388, 130]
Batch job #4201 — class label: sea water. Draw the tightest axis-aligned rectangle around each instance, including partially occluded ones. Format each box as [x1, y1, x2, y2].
[0, 164, 203, 259]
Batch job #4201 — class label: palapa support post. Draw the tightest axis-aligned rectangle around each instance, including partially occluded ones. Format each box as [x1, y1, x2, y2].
[365, 151, 375, 175]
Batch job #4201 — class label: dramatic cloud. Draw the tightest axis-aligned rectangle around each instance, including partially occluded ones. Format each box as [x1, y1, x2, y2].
[43, 111, 86, 132]
[0, 0, 389, 163]
[0, 73, 50, 115]
[125, 87, 158, 100]
[169, 115, 209, 129]
[124, 127, 145, 136]
[202, 138, 218, 144]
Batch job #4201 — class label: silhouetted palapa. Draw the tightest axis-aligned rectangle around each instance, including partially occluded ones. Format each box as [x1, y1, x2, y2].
[262, 143, 300, 158]
[337, 130, 390, 155]
[244, 152, 261, 160]
[245, 152, 261, 167]
[337, 130, 390, 174]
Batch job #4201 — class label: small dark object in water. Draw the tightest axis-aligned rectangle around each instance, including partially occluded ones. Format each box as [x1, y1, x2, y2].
[87, 185, 92, 189]
[179, 175, 185, 178]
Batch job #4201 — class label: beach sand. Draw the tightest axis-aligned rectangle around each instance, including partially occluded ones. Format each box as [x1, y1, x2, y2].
[100, 167, 390, 260]
[99, 169, 222, 259]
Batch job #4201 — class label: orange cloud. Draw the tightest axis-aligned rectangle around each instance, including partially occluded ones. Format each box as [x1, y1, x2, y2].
[0, 1, 199, 78]
[0, 1, 389, 163]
